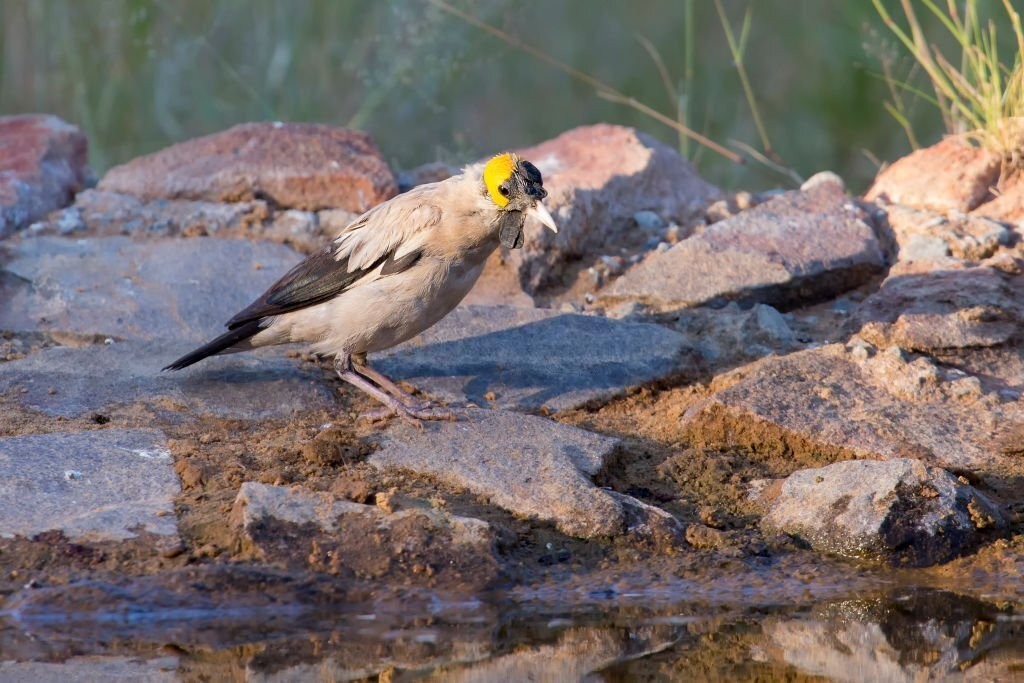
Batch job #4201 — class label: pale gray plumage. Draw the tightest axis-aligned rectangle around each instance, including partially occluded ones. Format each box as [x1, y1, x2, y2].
[164, 154, 557, 422]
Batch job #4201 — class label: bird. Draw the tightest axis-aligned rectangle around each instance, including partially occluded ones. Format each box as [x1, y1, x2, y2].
[163, 152, 557, 422]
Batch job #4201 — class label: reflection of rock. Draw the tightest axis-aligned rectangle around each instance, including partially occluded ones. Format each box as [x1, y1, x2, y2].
[99, 122, 396, 213]
[758, 458, 1003, 566]
[425, 625, 679, 683]
[0, 656, 179, 682]
[761, 590, 1005, 682]
[0, 429, 179, 543]
[378, 304, 692, 413]
[603, 177, 884, 311]
[0, 114, 92, 238]
[232, 482, 498, 589]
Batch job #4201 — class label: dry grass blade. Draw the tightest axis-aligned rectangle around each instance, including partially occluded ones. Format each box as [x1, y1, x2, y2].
[428, 0, 742, 164]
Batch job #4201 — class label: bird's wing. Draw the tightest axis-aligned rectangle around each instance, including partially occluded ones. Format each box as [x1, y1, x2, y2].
[225, 186, 442, 329]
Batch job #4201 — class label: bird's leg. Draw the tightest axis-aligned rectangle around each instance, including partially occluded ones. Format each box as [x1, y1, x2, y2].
[334, 354, 453, 425]
[350, 353, 431, 410]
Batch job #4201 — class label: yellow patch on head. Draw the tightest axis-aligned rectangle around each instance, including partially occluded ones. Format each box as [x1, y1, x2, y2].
[483, 152, 519, 207]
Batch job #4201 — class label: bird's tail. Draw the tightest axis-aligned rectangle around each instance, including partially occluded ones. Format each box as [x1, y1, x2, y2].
[162, 319, 264, 371]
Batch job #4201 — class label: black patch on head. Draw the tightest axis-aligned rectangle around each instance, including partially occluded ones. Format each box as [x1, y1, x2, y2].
[515, 159, 547, 201]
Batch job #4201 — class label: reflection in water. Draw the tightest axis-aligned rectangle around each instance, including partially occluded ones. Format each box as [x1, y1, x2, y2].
[3, 588, 1024, 680]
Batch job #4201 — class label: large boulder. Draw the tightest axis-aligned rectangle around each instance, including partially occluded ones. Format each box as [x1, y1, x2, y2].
[99, 122, 396, 213]
[0, 114, 92, 238]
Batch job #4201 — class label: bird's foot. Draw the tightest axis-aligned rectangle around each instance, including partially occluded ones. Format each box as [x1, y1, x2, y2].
[359, 402, 460, 427]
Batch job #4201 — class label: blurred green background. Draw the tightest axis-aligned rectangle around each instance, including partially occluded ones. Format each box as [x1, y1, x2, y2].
[0, 0, 975, 193]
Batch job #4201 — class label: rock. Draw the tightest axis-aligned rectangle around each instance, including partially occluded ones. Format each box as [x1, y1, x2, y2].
[857, 259, 1023, 352]
[681, 344, 1023, 487]
[0, 657, 179, 682]
[490, 124, 722, 295]
[759, 458, 1003, 566]
[99, 122, 396, 213]
[377, 305, 691, 412]
[878, 203, 1011, 261]
[368, 409, 626, 539]
[665, 302, 796, 369]
[396, 161, 457, 192]
[0, 236, 303, 343]
[602, 181, 884, 311]
[232, 482, 497, 588]
[0, 114, 92, 238]
[974, 170, 1024, 224]
[0, 429, 180, 542]
[865, 136, 1001, 213]
[27, 189, 269, 239]
[0, 340, 337, 420]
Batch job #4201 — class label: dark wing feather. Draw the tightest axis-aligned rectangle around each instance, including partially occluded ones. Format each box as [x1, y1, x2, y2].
[225, 245, 422, 329]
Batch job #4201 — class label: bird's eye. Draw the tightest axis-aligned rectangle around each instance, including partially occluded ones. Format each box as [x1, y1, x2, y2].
[499, 185, 510, 197]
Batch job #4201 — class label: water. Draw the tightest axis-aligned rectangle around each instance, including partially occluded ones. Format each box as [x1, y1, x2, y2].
[1, 0, 960, 192]
[3, 584, 1022, 680]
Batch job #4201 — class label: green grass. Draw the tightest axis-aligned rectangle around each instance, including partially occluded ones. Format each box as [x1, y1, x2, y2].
[874, 0, 1024, 176]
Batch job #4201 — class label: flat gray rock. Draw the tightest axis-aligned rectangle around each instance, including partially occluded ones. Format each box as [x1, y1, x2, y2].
[0, 429, 180, 542]
[377, 305, 690, 412]
[602, 179, 884, 311]
[759, 458, 1003, 567]
[0, 340, 336, 420]
[369, 409, 625, 538]
[0, 236, 302, 343]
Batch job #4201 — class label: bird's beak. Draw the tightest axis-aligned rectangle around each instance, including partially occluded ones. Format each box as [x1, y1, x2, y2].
[528, 201, 558, 233]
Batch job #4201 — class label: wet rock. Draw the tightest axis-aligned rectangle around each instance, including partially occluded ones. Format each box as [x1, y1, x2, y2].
[759, 458, 1003, 566]
[377, 305, 691, 412]
[99, 122, 396, 213]
[0, 114, 92, 238]
[681, 344, 1023, 485]
[0, 236, 302, 343]
[0, 656, 179, 682]
[0, 340, 336, 420]
[865, 136, 1001, 213]
[232, 482, 498, 588]
[0, 429, 179, 542]
[857, 259, 1024, 352]
[602, 180, 884, 311]
[369, 409, 627, 539]
[493, 124, 722, 294]
[878, 203, 1011, 261]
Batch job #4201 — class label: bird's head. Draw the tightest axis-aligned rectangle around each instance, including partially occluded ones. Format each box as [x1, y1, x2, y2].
[483, 152, 558, 248]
